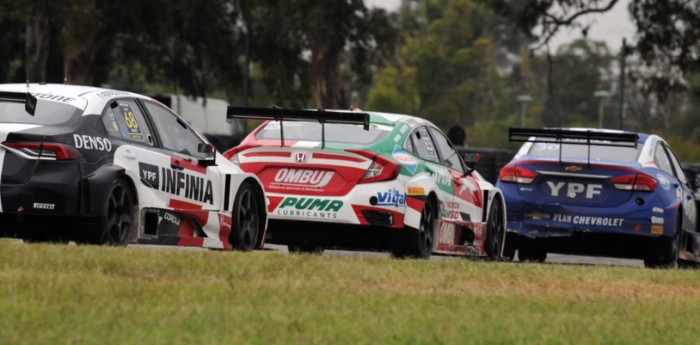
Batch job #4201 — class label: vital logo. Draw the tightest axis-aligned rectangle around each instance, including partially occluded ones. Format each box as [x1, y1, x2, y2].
[376, 188, 406, 207]
[273, 168, 334, 187]
[275, 197, 343, 219]
[547, 181, 602, 199]
[74, 134, 112, 152]
[138, 162, 214, 205]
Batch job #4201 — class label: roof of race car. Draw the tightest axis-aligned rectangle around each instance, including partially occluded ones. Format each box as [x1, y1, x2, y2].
[0, 83, 152, 114]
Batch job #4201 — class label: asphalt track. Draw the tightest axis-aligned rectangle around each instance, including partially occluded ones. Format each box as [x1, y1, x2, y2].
[263, 244, 645, 268]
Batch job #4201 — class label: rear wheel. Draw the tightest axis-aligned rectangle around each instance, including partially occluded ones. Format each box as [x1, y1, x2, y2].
[484, 199, 505, 260]
[230, 182, 262, 251]
[644, 216, 681, 268]
[82, 178, 136, 245]
[518, 248, 547, 263]
[392, 199, 434, 259]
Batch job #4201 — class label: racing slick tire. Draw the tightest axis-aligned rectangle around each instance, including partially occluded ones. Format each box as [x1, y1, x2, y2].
[484, 199, 505, 260]
[392, 198, 435, 259]
[518, 248, 547, 263]
[230, 181, 263, 251]
[644, 215, 682, 268]
[81, 178, 137, 245]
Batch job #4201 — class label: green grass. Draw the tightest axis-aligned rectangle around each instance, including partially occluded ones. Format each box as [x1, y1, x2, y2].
[1, 240, 700, 344]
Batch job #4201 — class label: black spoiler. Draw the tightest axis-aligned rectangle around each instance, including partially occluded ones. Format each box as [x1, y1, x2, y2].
[509, 127, 639, 165]
[227, 106, 370, 148]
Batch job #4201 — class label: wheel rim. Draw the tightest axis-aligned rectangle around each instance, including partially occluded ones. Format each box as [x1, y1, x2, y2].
[107, 183, 132, 244]
[487, 202, 504, 258]
[237, 188, 259, 249]
[419, 202, 433, 256]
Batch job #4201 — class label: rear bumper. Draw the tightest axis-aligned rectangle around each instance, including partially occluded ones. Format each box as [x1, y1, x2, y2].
[506, 232, 665, 259]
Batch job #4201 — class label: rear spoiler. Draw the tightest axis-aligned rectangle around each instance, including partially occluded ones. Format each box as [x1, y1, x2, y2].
[227, 106, 370, 148]
[509, 127, 639, 165]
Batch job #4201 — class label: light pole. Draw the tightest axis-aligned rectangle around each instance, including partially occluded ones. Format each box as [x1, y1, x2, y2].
[594, 90, 611, 128]
[517, 95, 532, 127]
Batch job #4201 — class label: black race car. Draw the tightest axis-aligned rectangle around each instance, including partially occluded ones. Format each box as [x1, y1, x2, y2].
[0, 84, 266, 249]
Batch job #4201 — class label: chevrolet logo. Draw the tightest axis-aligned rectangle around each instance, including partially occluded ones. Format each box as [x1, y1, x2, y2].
[565, 165, 583, 172]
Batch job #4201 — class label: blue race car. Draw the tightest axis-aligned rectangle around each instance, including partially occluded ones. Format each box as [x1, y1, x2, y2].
[497, 128, 698, 268]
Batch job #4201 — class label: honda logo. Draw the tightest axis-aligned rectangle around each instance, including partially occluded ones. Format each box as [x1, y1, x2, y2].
[295, 152, 307, 163]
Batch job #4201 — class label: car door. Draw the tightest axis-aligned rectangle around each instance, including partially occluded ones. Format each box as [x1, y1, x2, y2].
[661, 142, 697, 233]
[102, 98, 175, 210]
[137, 100, 222, 211]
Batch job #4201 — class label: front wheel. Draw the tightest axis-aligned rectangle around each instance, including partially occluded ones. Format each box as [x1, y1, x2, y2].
[230, 182, 263, 251]
[484, 199, 505, 260]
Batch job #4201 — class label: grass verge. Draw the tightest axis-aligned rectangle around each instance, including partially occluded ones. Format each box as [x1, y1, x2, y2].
[1, 239, 699, 344]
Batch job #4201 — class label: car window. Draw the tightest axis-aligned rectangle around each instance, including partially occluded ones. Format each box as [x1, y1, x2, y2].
[429, 127, 463, 172]
[663, 143, 688, 184]
[101, 99, 154, 146]
[412, 126, 439, 162]
[0, 98, 81, 126]
[403, 135, 415, 153]
[654, 142, 674, 176]
[255, 121, 391, 145]
[143, 100, 208, 158]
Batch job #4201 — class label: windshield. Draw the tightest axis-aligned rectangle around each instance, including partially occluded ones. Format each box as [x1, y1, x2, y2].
[0, 100, 81, 125]
[255, 121, 392, 145]
[527, 141, 642, 162]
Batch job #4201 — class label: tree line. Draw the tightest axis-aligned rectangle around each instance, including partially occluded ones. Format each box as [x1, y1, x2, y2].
[2, 0, 700, 159]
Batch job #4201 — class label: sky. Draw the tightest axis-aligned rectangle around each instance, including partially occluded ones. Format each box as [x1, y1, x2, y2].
[364, 0, 636, 52]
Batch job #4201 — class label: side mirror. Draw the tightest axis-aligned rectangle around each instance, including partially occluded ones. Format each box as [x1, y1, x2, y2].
[197, 143, 217, 167]
[198, 143, 215, 155]
[463, 153, 480, 170]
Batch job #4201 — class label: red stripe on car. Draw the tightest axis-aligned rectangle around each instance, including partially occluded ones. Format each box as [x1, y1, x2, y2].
[171, 156, 206, 174]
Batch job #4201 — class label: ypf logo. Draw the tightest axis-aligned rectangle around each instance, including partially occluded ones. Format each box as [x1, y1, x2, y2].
[295, 152, 307, 163]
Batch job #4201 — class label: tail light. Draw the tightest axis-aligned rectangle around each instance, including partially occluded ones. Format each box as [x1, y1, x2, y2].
[2, 141, 80, 160]
[610, 173, 656, 191]
[499, 165, 538, 184]
[346, 149, 400, 184]
[223, 144, 259, 163]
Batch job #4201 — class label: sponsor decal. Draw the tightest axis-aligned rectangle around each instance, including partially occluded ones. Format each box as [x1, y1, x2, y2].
[652, 207, 664, 214]
[392, 146, 418, 174]
[275, 197, 343, 219]
[375, 188, 406, 207]
[33, 202, 55, 210]
[163, 212, 181, 226]
[272, 168, 334, 188]
[425, 162, 451, 187]
[651, 216, 664, 225]
[393, 134, 401, 143]
[525, 211, 550, 220]
[139, 162, 213, 205]
[439, 201, 460, 218]
[546, 181, 602, 199]
[74, 134, 112, 152]
[552, 213, 624, 227]
[97, 90, 130, 98]
[407, 185, 425, 196]
[651, 225, 664, 234]
[33, 93, 75, 104]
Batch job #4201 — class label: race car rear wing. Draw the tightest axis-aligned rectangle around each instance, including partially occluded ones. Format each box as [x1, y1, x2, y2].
[509, 127, 639, 165]
[227, 106, 370, 148]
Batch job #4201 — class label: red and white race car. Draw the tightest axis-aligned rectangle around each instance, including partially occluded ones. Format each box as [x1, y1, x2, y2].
[224, 107, 506, 259]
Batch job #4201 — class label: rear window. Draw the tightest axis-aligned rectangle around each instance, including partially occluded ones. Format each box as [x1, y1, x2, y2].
[527, 141, 642, 162]
[0, 100, 81, 125]
[255, 121, 392, 145]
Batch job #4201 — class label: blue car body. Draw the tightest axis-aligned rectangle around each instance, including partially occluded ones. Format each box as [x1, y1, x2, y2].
[497, 128, 699, 267]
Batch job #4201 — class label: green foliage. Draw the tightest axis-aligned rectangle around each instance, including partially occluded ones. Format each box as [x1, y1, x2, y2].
[368, 0, 510, 136]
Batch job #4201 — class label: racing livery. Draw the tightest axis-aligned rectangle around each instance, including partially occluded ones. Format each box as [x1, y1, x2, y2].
[224, 107, 506, 259]
[498, 128, 699, 267]
[0, 84, 266, 249]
